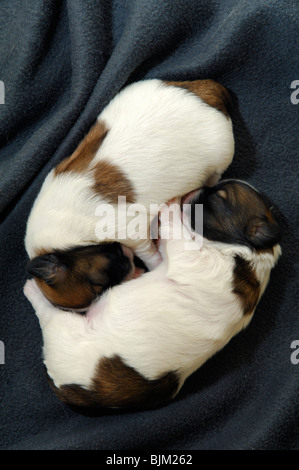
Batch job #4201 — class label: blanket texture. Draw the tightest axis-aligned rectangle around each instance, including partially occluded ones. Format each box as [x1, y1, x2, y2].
[0, 0, 298, 450]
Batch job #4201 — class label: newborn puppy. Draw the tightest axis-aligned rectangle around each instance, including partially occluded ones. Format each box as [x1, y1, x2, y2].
[25, 78, 234, 309]
[24, 180, 281, 410]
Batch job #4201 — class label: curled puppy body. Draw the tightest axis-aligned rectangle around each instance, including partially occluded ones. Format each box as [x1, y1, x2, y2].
[25, 78, 234, 309]
[24, 180, 281, 410]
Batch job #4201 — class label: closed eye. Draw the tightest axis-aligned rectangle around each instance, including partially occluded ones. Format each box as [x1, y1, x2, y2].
[52, 304, 88, 314]
[69, 308, 88, 314]
[91, 284, 105, 296]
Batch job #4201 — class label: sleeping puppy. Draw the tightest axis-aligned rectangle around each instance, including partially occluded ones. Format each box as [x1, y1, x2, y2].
[24, 180, 281, 410]
[25, 78, 234, 310]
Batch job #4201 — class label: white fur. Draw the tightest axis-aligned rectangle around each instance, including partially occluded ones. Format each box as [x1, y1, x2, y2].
[24, 202, 281, 397]
[25, 79, 234, 268]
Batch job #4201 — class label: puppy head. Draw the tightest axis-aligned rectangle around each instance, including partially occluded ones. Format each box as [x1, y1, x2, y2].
[189, 180, 281, 250]
[27, 242, 134, 310]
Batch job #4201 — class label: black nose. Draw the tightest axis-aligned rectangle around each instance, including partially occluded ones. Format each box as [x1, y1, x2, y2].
[100, 242, 123, 258]
[110, 242, 124, 257]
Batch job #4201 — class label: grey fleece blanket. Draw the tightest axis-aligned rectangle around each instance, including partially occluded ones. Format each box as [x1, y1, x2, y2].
[0, 0, 298, 450]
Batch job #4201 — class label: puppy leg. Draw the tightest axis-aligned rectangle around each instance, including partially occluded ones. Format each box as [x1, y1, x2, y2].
[24, 279, 52, 310]
[159, 199, 189, 246]
[24, 279, 60, 328]
[159, 200, 202, 265]
[205, 172, 222, 187]
[132, 239, 162, 270]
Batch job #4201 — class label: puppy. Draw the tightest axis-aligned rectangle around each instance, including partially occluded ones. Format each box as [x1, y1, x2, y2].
[25, 78, 234, 310]
[24, 180, 281, 410]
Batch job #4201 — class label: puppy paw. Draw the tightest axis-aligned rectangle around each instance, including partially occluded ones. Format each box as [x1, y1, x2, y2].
[166, 196, 181, 206]
[24, 278, 38, 299]
[23, 279, 48, 308]
[159, 201, 182, 240]
[145, 250, 162, 269]
[205, 172, 221, 187]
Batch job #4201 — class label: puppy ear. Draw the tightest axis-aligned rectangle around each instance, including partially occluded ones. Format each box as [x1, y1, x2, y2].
[87, 269, 108, 287]
[246, 216, 281, 249]
[27, 254, 67, 286]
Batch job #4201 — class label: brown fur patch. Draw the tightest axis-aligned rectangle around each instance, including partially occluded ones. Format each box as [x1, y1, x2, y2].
[34, 248, 49, 258]
[35, 274, 102, 311]
[196, 181, 280, 253]
[165, 79, 232, 118]
[54, 119, 135, 204]
[32, 250, 111, 309]
[92, 161, 136, 204]
[258, 247, 274, 255]
[28, 243, 134, 310]
[47, 355, 179, 409]
[233, 255, 260, 315]
[54, 121, 108, 175]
